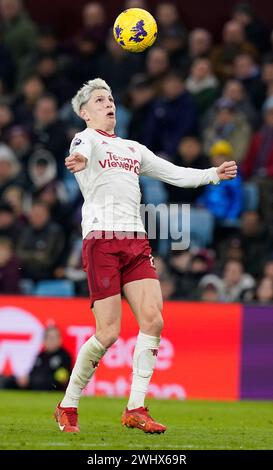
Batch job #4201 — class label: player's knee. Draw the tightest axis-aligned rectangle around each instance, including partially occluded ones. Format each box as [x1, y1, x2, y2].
[140, 304, 164, 335]
[96, 329, 119, 348]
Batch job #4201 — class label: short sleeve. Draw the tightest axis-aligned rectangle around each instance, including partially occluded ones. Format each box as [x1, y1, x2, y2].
[69, 132, 92, 160]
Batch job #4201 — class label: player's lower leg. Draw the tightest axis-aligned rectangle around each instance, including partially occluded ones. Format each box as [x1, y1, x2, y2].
[122, 331, 166, 433]
[55, 335, 106, 432]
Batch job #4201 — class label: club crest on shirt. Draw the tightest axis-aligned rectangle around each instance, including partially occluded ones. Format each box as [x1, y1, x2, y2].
[128, 146, 136, 153]
[71, 138, 82, 152]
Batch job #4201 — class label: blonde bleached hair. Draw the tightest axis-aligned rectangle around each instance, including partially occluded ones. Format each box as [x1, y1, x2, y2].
[71, 78, 112, 117]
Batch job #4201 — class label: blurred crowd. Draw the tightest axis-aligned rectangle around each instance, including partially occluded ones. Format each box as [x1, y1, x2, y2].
[1, 0, 273, 304]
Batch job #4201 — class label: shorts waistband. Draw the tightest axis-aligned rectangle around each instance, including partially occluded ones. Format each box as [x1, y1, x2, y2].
[86, 230, 147, 239]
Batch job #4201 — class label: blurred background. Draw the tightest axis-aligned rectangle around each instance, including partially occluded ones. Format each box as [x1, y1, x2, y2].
[0, 0, 273, 401]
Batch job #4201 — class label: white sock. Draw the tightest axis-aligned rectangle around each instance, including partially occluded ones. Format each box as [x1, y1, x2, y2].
[127, 331, 160, 410]
[61, 335, 106, 408]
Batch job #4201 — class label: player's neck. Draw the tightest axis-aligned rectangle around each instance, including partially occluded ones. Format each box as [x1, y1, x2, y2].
[87, 124, 116, 135]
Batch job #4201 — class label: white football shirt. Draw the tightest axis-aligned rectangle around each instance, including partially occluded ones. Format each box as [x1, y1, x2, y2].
[69, 128, 220, 238]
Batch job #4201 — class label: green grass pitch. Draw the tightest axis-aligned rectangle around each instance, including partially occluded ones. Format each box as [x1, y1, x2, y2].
[0, 391, 273, 450]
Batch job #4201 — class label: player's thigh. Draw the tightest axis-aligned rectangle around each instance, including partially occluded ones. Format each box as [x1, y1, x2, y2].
[83, 235, 121, 307]
[93, 294, 122, 347]
[123, 278, 164, 334]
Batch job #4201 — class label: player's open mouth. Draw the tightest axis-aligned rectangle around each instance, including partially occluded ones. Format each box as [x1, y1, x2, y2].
[106, 112, 115, 117]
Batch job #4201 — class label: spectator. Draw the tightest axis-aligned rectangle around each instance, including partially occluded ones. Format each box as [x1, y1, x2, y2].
[231, 2, 270, 54]
[240, 211, 272, 278]
[210, 20, 258, 81]
[153, 255, 167, 277]
[36, 181, 71, 229]
[54, 234, 87, 296]
[262, 258, 273, 281]
[159, 271, 177, 300]
[199, 259, 255, 302]
[170, 249, 192, 277]
[80, 2, 108, 52]
[0, 79, 4, 96]
[266, 30, 273, 62]
[98, 31, 143, 101]
[0, 0, 38, 68]
[143, 70, 197, 158]
[233, 53, 265, 110]
[2, 184, 28, 227]
[198, 140, 243, 224]
[189, 28, 212, 58]
[27, 149, 58, 194]
[5, 326, 72, 391]
[254, 277, 273, 304]
[18, 26, 66, 83]
[155, 2, 187, 64]
[0, 237, 20, 293]
[198, 283, 221, 302]
[203, 97, 251, 162]
[0, 143, 23, 198]
[68, 32, 100, 93]
[32, 94, 69, 178]
[166, 136, 210, 204]
[6, 125, 32, 170]
[0, 201, 22, 244]
[215, 236, 244, 271]
[203, 79, 258, 129]
[145, 46, 170, 91]
[185, 57, 219, 115]
[35, 54, 74, 106]
[0, 24, 15, 91]
[17, 201, 65, 280]
[261, 57, 273, 96]
[13, 74, 45, 127]
[127, 74, 155, 142]
[241, 96, 273, 221]
[59, 100, 84, 140]
[173, 249, 214, 300]
[0, 101, 14, 138]
[182, 28, 213, 72]
[124, 0, 147, 8]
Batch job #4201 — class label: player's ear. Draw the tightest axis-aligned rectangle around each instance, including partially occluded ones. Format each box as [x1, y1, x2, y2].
[80, 107, 90, 122]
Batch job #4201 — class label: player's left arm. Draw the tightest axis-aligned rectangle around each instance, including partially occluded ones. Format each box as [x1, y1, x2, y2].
[139, 144, 237, 187]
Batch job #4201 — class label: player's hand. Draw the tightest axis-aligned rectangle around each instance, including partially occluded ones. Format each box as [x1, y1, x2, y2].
[65, 153, 87, 173]
[216, 161, 237, 180]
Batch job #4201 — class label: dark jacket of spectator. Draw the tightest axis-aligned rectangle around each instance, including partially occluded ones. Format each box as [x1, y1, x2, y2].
[17, 202, 65, 280]
[29, 347, 72, 391]
[166, 150, 210, 204]
[98, 36, 144, 101]
[33, 97, 69, 178]
[0, 238, 20, 293]
[0, 202, 23, 246]
[0, 37, 15, 91]
[1, 9, 38, 67]
[143, 91, 198, 158]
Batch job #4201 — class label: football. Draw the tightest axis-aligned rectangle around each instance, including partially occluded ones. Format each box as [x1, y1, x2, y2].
[113, 8, 157, 53]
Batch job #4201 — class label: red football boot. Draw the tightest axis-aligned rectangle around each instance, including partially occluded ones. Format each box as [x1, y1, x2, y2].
[54, 402, 80, 433]
[121, 406, 166, 434]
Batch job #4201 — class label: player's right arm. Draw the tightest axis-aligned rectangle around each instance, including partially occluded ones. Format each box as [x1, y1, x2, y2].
[65, 132, 92, 173]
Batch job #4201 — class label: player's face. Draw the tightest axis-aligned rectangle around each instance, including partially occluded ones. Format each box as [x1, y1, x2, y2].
[81, 89, 116, 131]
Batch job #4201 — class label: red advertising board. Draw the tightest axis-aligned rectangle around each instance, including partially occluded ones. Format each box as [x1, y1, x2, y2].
[0, 296, 241, 400]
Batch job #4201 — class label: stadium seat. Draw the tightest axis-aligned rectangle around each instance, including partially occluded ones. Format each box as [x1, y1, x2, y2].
[33, 280, 75, 297]
[140, 176, 168, 206]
